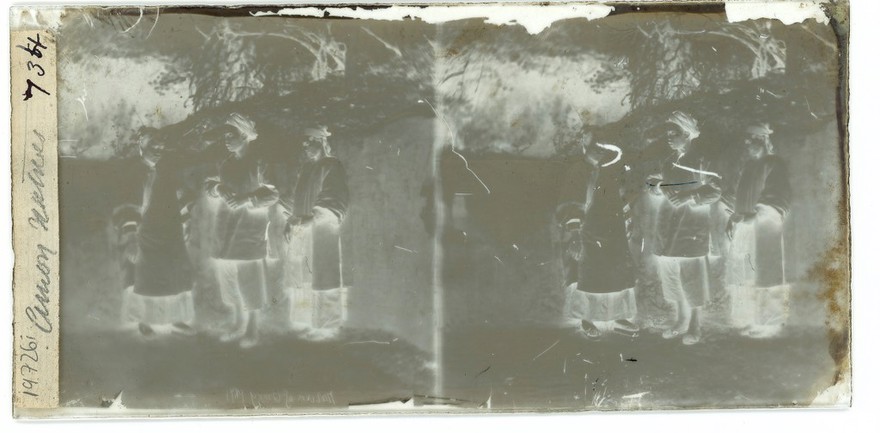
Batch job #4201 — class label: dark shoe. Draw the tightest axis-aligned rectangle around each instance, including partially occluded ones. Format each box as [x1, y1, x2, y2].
[138, 323, 156, 337]
[581, 320, 601, 339]
[612, 319, 639, 334]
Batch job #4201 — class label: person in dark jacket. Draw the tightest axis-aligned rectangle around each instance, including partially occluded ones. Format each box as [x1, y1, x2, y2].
[557, 132, 639, 338]
[205, 113, 279, 348]
[121, 128, 196, 338]
[725, 123, 792, 338]
[647, 111, 721, 345]
[281, 126, 349, 341]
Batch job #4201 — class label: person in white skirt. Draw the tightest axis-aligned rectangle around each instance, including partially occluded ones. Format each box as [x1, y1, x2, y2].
[557, 131, 639, 338]
[725, 123, 792, 338]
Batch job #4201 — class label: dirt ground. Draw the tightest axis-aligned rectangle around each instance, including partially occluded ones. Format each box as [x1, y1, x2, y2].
[59, 327, 433, 410]
[441, 325, 838, 411]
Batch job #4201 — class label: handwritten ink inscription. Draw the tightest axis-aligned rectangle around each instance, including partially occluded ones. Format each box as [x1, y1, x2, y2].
[14, 28, 58, 407]
[17, 33, 51, 101]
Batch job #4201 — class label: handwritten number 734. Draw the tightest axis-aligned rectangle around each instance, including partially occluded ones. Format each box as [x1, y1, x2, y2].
[17, 34, 50, 101]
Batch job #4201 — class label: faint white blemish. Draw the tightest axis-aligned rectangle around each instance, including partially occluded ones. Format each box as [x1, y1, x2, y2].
[624, 164, 631, 172]
[419, 98, 491, 194]
[454, 192, 473, 196]
[494, 255, 503, 264]
[343, 340, 392, 345]
[361, 27, 402, 56]
[394, 245, 417, 253]
[582, 358, 593, 364]
[462, 231, 467, 237]
[512, 244, 519, 251]
[726, 1, 829, 25]
[804, 96, 819, 119]
[563, 358, 567, 374]
[532, 339, 560, 361]
[106, 391, 126, 410]
[640, 238, 645, 253]
[711, 46, 718, 52]
[365, 166, 374, 170]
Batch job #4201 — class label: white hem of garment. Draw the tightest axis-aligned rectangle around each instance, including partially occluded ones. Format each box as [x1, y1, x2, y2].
[121, 285, 194, 325]
[562, 282, 637, 326]
[290, 286, 348, 331]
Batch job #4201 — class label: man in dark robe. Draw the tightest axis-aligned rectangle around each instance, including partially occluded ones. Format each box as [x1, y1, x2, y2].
[121, 128, 196, 337]
[281, 126, 350, 340]
[557, 132, 639, 338]
[725, 123, 792, 338]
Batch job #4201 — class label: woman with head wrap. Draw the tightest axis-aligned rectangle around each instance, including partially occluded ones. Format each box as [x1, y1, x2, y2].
[280, 126, 349, 341]
[645, 111, 721, 345]
[204, 113, 279, 348]
[725, 123, 792, 338]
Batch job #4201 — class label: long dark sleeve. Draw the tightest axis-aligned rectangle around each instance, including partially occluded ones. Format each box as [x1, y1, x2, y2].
[314, 158, 349, 221]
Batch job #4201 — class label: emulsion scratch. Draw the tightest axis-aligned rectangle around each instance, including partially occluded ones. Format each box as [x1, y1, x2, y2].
[394, 245, 417, 254]
[532, 339, 560, 361]
[146, 7, 160, 39]
[362, 27, 402, 57]
[418, 98, 491, 194]
[121, 8, 144, 33]
[344, 339, 394, 345]
[594, 142, 622, 167]
[672, 161, 721, 179]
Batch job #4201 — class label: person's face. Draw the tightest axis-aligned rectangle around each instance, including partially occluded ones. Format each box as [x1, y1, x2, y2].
[224, 128, 248, 154]
[139, 136, 163, 166]
[744, 133, 769, 160]
[303, 136, 325, 161]
[664, 124, 690, 153]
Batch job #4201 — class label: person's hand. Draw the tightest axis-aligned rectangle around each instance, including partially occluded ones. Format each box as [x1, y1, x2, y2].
[667, 190, 693, 206]
[284, 214, 315, 242]
[225, 194, 251, 210]
[726, 216, 738, 240]
[215, 184, 235, 201]
[646, 176, 664, 196]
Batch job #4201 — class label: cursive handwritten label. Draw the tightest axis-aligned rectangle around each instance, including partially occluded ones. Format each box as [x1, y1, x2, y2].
[12, 25, 59, 409]
[27, 130, 49, 231]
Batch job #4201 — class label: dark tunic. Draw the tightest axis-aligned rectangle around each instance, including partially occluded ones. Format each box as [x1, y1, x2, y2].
[134, 156, 193, 298]
[734, 154, 791, 287]
[281, 157, 349, 290]
[557, 157, 635, 294]
[210, 152, 279, 261]
[734, 155, 791, 216]
[650, 152, 722, 258]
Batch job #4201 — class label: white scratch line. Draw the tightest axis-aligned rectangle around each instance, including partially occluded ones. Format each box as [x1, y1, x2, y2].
[365, 166, 374, 170]
[344, 340, 392, 345]
[361, 27, 402, 56]
[494, 255, 503, 264]
[532, 339, 560, 361]
[394, 245, 417, 253]
[622, 391, 650, 399]
[146, 7, 160, 39]
[582, 359, 593, 364]
[121, 8, 144, 33]
[672, 161, 721, 179]
[595, 142, 622, 167]
[419, 98, 491, 194]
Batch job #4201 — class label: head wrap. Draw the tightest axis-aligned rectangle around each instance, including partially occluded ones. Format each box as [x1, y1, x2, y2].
[667, 111, 700, 141]
[304, 126, 332, 139]
[226, 113, 258, 142]
[746, 123, 774, 136]
[304, 126, 333, 156]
